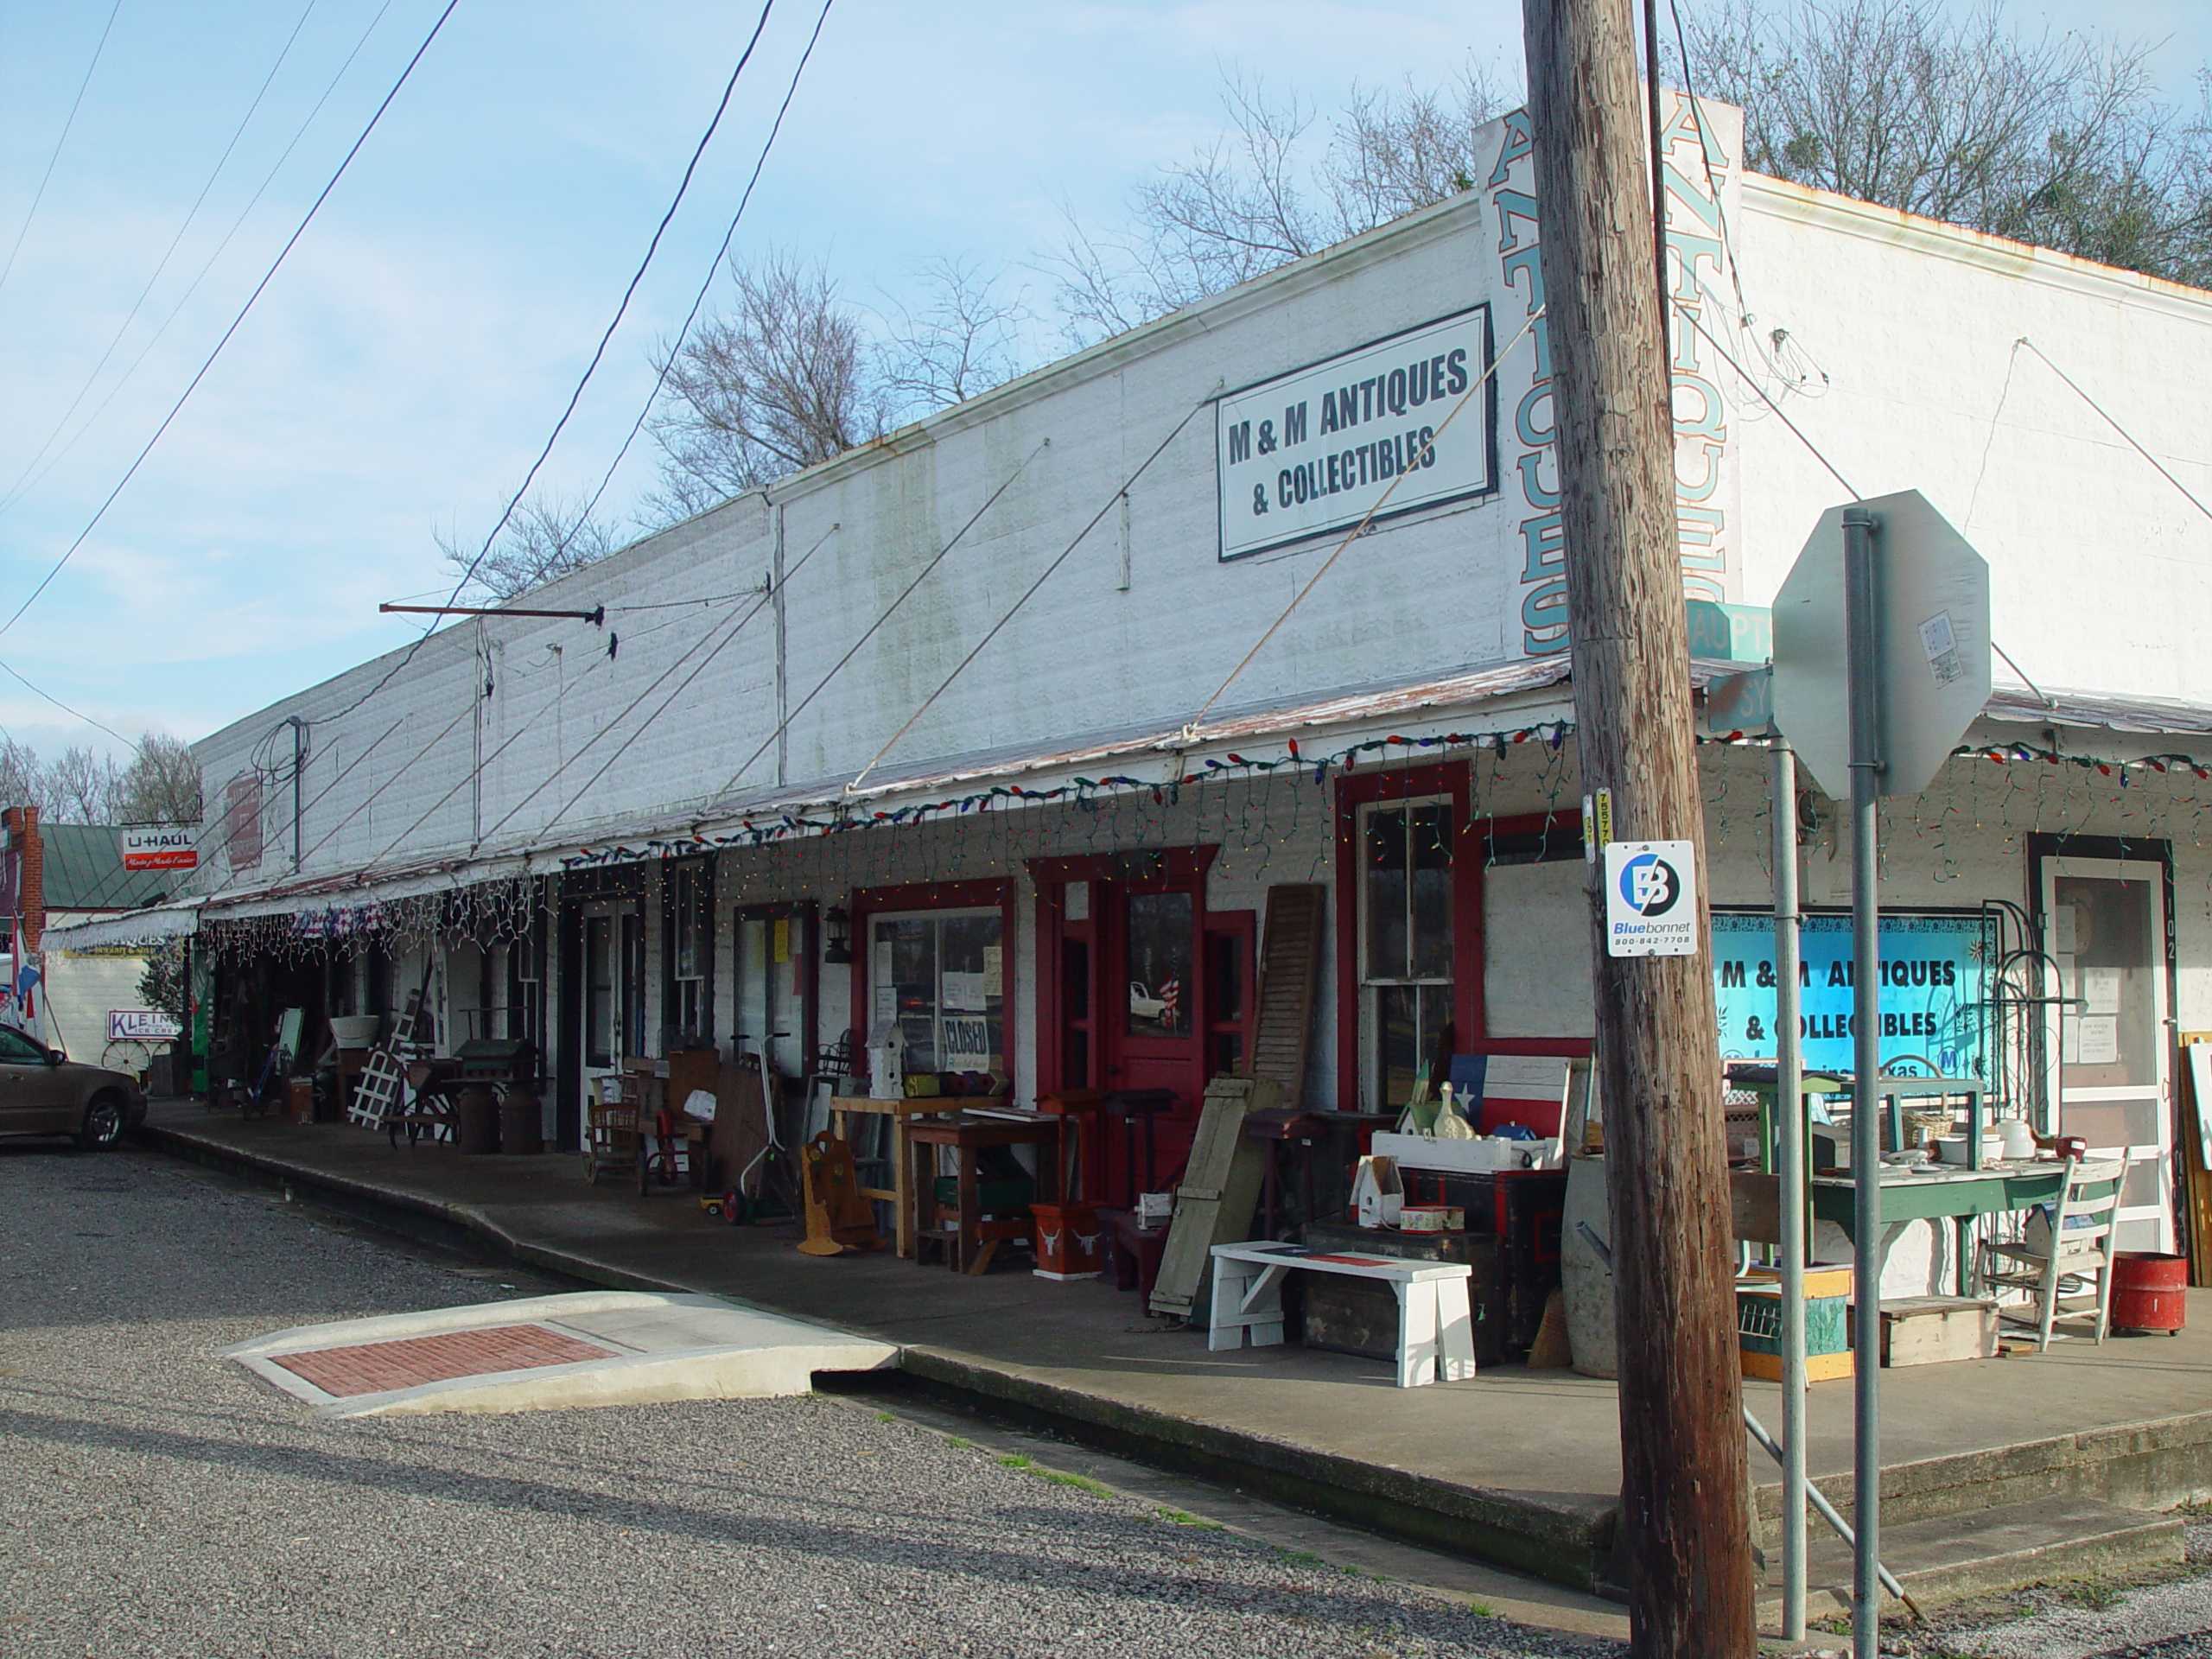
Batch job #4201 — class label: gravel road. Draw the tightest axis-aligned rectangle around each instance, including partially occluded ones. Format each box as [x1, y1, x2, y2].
[0, 1144, 1614, 1659]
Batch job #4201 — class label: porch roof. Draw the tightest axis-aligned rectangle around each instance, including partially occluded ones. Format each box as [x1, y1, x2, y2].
[102, 658, 2212, 935]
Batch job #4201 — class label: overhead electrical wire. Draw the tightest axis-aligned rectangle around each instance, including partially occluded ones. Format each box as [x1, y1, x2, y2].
[0, 0, 329, 516]
[0, 0, 126, 296]
[0, 0, 461, 641]
[576, 0, 836, 526]
[433, 0, 782, 606]
[0, 1, 400, 520]
[309, 0, 793, 730]
[713, 440, 1050, 803]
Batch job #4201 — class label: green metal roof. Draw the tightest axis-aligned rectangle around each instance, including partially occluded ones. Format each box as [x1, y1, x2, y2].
[41, 823, 178, 913]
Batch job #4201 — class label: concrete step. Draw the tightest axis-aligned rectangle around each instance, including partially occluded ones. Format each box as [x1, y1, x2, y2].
[1758, 1495, 2183, 1624]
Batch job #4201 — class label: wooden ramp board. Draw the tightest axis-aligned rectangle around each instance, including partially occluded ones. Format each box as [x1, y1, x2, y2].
[1250, 885, 1324, 1110]
[1148, 1074, 1281, 1321]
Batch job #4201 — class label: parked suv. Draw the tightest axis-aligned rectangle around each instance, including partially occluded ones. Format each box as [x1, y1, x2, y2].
[0, 1024, 144, 1149]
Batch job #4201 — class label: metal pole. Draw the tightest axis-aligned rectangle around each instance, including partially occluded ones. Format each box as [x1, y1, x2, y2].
[1771, 736, 1807, 1639]
[1843, 505, 1885, 1659]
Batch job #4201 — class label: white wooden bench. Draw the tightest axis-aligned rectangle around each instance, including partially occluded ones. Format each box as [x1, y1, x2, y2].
[1207, 1242, 1478, 1388]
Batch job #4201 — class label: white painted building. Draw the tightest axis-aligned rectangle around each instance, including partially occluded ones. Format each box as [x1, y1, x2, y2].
[67, 97, 2212, 1271]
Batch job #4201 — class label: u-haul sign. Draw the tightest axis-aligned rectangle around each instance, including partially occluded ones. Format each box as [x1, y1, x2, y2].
[121, 827, 198, 872]
[1216, 305, 1497, 562]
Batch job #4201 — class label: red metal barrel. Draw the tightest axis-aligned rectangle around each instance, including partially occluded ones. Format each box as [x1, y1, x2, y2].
[2111, 1252, 2189, 1332]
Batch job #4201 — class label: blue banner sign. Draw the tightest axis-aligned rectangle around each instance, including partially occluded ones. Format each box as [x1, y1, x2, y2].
[1711, 912, 1986, 1077]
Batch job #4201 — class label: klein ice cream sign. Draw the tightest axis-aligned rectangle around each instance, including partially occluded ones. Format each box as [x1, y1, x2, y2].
[121, 827, 198, 872]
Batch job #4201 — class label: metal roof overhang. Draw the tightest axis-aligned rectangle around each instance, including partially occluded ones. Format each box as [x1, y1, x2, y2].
[120, 662, 2212, 929]
[41, 898, 203, 951]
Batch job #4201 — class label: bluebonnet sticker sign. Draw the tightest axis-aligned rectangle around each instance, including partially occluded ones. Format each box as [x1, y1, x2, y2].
[1603, 840, 1700, 957]
[1711, 912, 1986, 1076]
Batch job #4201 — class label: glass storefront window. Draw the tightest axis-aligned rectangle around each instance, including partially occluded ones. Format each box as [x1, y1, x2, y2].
[1124, 891, 1193, 1039]
[871, 909, 1004, 1075]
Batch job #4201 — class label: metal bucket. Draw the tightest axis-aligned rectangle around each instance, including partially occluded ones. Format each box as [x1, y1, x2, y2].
[2111, 1251, 2188, 1332]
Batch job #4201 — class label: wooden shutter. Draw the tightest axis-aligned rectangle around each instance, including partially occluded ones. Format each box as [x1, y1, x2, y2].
[1249, 884, 1324, 1112]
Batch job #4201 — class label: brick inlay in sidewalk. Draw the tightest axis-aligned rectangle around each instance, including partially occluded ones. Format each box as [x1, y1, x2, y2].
[270, 1324, 616, 1398]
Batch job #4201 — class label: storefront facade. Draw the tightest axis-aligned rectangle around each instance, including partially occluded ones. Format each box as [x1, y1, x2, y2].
[124, 95, 2212, 1266]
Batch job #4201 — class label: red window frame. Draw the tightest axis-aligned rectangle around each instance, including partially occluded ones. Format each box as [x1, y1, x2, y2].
[847, 878, 1018, 1082]
[1332, 760, 1589, 1112]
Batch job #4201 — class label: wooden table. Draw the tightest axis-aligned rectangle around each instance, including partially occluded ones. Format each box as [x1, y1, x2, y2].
[827, 1095, 958, 1258]
[1812, 1160, 2067, 1296]
[906, 1113, 1064, 1274]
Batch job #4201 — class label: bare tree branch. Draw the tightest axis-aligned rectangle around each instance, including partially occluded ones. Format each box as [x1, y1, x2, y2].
[1686, 0, 2212, 285]
[875, 256, 1031, 415]
[1049, 65, 1515, 345]
[439, 493, 621, 602]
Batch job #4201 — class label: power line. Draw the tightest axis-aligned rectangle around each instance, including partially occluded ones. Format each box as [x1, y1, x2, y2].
[0, 656, 134, 747]
[309, 0, 788, 728]
[577, 0, 837, 526]
[0, 1, 399, 522]
[0, 0, 327, 514]
[437, 0, 782, 600]
[0, 0, 126, 295]
[1676, 304, 1859, 498]
[713, 440, 1050, 802]
[846, 394, 1211, 795]
[1185, 306, 1546, 736]
[0, 0, 460, 640]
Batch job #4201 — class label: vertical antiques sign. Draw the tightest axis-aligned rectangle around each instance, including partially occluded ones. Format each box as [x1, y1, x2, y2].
[1215, 307, 1497, 561]
[1491, 92, 1745, 655]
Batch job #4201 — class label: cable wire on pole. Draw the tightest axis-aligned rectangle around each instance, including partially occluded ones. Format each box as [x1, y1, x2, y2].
[305, 0, 790, 728]
[845, 394, 1212, 795]
[1184, 306, 1544, 736]
[1, 0, 325, 510]
[0, 0, 126, 295]
[578, 0, 836, 525]
[0, 0, 461, 640]
[0, 0, 399, 520]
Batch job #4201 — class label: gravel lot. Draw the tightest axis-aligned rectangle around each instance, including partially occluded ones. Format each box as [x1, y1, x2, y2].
[0, 1145, 1615, 1659]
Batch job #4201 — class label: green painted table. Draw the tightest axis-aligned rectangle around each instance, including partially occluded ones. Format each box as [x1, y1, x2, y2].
[1812, 1161, 2066, 1295]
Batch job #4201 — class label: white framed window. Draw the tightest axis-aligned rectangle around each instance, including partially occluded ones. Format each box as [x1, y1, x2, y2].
[1359, 797, 1454, 1110]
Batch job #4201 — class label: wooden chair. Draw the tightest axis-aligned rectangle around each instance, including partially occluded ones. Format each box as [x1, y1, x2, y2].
[1976, 1155, 2126, 1351]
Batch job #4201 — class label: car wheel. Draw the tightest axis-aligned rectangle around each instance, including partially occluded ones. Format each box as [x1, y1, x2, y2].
[76, 1093, 127, 1151]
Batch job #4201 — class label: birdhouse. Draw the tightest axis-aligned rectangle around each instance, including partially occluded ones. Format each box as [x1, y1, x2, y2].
[866, 1020, 906, 1102]
[1351, 1154, 1403, 1229]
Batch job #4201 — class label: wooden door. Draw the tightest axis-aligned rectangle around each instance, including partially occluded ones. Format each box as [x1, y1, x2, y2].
[1099, 875, 1207, 1191]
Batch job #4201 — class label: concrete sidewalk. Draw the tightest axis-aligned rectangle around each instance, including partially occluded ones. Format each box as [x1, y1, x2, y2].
[139, 1100, 2212, 1609]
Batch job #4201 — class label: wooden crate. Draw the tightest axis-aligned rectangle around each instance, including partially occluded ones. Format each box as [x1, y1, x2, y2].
[1877, 1296, 1999, 1367]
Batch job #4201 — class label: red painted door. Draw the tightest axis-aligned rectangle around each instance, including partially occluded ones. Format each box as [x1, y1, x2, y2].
[1098, 875, 1206, 1198]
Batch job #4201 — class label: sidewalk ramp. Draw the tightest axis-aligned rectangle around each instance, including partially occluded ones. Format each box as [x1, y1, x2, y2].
[223, 1291, 897, 1419]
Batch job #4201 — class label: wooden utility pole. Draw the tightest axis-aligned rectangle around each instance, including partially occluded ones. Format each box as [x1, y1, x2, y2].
[1520, 3, 1758, 1655]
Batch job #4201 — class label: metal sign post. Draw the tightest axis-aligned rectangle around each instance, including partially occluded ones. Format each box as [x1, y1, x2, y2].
[1770, 489, 1991, 1659]
[1843, 506, 1885, 1659]
[1770, 736, 1808, 1640]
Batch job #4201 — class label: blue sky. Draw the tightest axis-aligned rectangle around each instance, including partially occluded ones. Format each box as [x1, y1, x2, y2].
[1, 0, 2205, 760]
